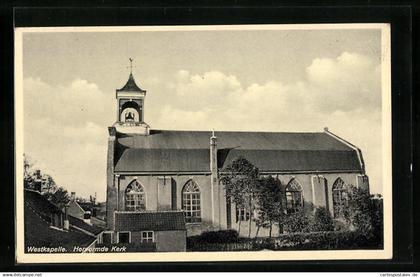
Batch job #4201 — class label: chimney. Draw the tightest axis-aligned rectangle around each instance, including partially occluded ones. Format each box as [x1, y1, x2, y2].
[33, 169, 42, 192]
[35, 169, 41, 179]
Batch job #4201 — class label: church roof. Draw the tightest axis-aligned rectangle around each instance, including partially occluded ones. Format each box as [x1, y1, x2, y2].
[114, 211, 186, 232]
[113, 130, 364, 173]
[116, 73, 145, 93]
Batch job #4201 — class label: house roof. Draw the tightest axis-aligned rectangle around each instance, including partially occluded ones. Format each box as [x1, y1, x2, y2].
[114, 211, 186, 232]
[114, 130, 363, 173]
[68, 215, 104, 235]
[24, 205, 96, 251]
[67, 199, 85, 214]
[24, 190, 96, 251]
[24, 189, 62, 216]
[116, 73, 145, 93]
[76, 201, 93, 212]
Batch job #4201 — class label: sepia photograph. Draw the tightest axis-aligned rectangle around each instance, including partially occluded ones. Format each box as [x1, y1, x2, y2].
[14, 24, 392, 263]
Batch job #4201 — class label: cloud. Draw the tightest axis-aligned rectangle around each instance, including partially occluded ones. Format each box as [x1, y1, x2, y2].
[305, 52, 381, 112]
[24, 77, 115, 128]
[24, 78, 112, 201]
[151, 52, 382, 193]
[154, 52, 381, 130]
[23, 51, 384, 200]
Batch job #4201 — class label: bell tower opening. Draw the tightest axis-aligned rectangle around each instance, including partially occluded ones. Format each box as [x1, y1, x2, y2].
[119, 99, 142, 123]
[114, 58, 150, 135]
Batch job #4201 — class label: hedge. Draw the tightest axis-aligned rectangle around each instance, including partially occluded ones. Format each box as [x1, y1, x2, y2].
[187, 231, 383, 252]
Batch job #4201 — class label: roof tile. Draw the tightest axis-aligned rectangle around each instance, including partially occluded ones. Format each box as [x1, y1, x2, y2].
[114, 211, 186, 232]
[114, 130, 363, 173]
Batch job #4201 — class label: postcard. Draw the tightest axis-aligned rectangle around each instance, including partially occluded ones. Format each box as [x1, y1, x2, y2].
[15, 24, 392, 263]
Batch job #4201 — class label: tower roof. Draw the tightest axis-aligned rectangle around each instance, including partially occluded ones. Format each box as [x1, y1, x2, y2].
[117, 73, 146, 93]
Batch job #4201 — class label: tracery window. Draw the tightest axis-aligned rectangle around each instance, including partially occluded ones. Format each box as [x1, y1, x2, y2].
[332, 178, 348, 218]
[125, 180, 146, 211]
[182, 180, 201, 223]
[285, 178, 303, 213]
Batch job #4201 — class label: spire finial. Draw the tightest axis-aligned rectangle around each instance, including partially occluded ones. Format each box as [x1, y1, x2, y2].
[127, 58, 134, 74]
[211, 129, 216, 138]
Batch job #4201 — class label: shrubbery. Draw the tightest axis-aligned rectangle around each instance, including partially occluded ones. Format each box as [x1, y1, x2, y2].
[282, 206, 334, 233]
[312, 207, 334, 232]
[189, 230, 239, 244]
[283, 210, 312, 233]
[220, 157, 383, 246]
[282, 188, 382, 239]
[187, 231, 382, 251]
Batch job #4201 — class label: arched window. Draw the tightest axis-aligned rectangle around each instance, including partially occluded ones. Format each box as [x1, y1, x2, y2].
[120, 101, 142, 123]
[182, 180, 201, 223]
[332, 178, 348, 218]
[125, 180, 146, 211]
[285, 178, 303, 213]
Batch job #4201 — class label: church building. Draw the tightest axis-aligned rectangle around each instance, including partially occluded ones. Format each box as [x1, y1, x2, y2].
[106, 68, 370, 237]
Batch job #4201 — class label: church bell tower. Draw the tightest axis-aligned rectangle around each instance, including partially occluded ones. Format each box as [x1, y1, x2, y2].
[114, 58, 150, 135]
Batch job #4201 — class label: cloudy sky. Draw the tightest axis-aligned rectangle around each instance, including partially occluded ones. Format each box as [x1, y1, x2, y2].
[22, 26, 384, 201]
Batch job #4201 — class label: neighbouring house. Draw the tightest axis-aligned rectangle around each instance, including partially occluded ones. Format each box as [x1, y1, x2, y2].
[100, 210, 186, 252]
[106, 69, 370, 237]
[24, 189, 104, 253]
[24, 169, 57, 195]
[94, 202, 107, 221]
[67, 192, 106, 228]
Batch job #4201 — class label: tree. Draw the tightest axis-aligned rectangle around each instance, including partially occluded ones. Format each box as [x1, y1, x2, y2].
[311, 207, 334, 232]
[283, 208, 312, 233]
[345, 186, 373, 233]
[49, 187, 70, 209]
[23, 154, 57, 194]
[255, 176, 285, 237]
[369, 194, 383, 245]
[220, 157, 259, 237]
[23, 154, 35, 189]
[343, 186, 383, 246]
[41, 174, 57, 195]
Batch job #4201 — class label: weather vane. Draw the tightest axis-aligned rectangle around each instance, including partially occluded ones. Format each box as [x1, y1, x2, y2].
[127, 58, 135, 74]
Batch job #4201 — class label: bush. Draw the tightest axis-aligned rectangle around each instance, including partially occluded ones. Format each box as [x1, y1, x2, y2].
[186, 231, 383, 251]
[339, 186, 384, 246]
[311, 207, 334, 232]
[333, 219, 349, 231]
[370, 196, 383, 244]
[189, 229, 239, 244]
[283, 210, 312, 233]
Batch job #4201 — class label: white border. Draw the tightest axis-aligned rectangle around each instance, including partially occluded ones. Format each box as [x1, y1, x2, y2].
[15, 23, 392, 263]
